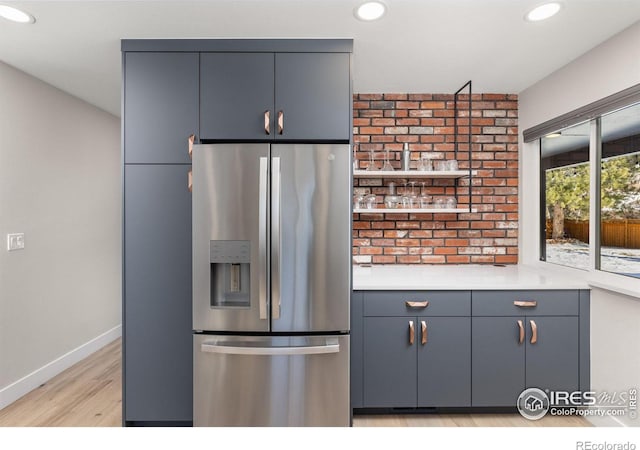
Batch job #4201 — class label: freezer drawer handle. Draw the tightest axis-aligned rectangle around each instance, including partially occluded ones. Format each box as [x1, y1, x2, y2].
[200, 342, 340, 356]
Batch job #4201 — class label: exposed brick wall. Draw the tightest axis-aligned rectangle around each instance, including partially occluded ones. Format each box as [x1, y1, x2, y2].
[353, 93, 519, 265]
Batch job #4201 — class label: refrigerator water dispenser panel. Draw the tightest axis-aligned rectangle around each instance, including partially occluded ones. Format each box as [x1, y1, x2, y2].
[210, 240, 251, 308]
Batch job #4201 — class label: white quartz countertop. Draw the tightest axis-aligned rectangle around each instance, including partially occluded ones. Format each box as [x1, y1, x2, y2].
[353, 264, 589, 290]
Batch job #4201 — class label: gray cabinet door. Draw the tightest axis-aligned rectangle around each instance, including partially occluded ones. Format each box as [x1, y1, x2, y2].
[351, 292, 364, 409]
[200, 53, 275, 140]
[363, 317, 417, 407]
[124, 165, 193, 422]
[417, 317, 471, 407]
[526, 316, 579, 393]
[124, 52, 198, 164]
[472, 317, 525, 407]
[275, 53, 350, 141]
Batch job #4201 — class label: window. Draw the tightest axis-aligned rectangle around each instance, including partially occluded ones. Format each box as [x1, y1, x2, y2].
[540, 121, 590, 270]
[538, 100, 640, 279]
[600, 103, 640, 277]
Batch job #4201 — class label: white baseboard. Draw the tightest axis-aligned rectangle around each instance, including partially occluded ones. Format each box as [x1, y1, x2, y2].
[0, 324, 122, 411]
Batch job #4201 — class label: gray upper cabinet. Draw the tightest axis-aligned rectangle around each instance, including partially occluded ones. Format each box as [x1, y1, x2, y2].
[200, 53, 275, 141]
[124, 165, 193, 422]
[275, 53, 350, 141]
[124, 52, 198, 164]
[200, 52, 350, 142]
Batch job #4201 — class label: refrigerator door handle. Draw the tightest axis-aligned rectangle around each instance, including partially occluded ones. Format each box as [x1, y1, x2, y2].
[258, 157, 268, 320]
[200, 340, 340, 356]
[271, 156, 281, 320]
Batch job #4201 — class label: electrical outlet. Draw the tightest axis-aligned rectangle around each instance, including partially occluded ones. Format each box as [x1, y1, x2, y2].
[7, 233, 25, 251]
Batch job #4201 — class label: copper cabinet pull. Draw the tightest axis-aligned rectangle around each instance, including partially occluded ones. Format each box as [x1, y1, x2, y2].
[188, 134, 196, 159]
[264, 110, 270, 135]
[517, 320, 524, 344]
[514, 300, 537, 308]
[530, 320, 538, 344]
[277, 110, 284, 134]
[421, 321, 427, 345]
[405, 300, 429, 308]
[188, 169, 193, 193]
[409, 321, 415, 345]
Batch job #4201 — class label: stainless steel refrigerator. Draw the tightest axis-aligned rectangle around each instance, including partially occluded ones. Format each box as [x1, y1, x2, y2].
[192, 143, 351, 426]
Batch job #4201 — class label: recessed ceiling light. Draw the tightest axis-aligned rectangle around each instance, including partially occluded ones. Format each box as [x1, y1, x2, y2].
[525, 2, 562, 22]
[545, 132, 562, 138]
[354, 1, 386, 22]
[0, 4, 35, 24]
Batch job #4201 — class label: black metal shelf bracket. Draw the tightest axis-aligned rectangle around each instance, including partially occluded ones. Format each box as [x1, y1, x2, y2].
[454, 80, 472, 213]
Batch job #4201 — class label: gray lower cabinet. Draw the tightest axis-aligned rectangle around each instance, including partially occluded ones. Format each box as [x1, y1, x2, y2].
[417, 317, 471, 407]
[200, 52, 350, 141]
[124, 165, 193, 423]
[353, 289, 589, 411]
[471, 317, 526, 407]
[363, 316, 417, 407]
[472, 290, 582, 407]
[360, 291, 472, 408]
[123, 52, 199, 164]
[363, 316, 471, 408]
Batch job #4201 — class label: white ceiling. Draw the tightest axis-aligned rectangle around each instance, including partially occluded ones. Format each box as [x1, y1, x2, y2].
[1, 0, 640, 117]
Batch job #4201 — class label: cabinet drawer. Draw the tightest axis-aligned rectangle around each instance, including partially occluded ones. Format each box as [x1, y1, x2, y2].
[472, 290, 579, 316]
[363, 291, 471, 317]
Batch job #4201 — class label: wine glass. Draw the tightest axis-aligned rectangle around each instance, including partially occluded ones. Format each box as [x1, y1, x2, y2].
[382, 149, 394, 171]
[366, 150, 378, 171]
[419, 182, 431, 209]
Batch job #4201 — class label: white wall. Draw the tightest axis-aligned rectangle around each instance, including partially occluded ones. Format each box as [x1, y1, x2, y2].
[0, 61, 121, 407]
[519, 21, 640, 426]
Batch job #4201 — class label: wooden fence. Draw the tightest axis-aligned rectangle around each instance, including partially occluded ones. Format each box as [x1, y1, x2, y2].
[546, 219, 640, 249]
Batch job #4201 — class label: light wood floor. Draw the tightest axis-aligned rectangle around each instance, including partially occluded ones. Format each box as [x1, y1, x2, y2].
[0, 338, 590, 427]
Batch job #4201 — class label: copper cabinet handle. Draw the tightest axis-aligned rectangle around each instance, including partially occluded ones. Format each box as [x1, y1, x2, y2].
[405, 301, 429, 308]
[514, 300, 537, 308]
[409, 321, 415, 345]
[188, 169, 193, 193]
[277, 110, 284, 134]
[188, 134, 196, 159]
[421, 321, 427, 345]
[517, 320, 524, 344]
[264, 110, 270, 135]
[530, 320, 538, 344]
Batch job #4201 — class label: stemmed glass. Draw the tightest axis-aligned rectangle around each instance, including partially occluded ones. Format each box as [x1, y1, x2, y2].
[402, 182, 418, 209]
[382, 149, 394, 171]
[366, 150, 378, 171]
[419, 182, 432, 209]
